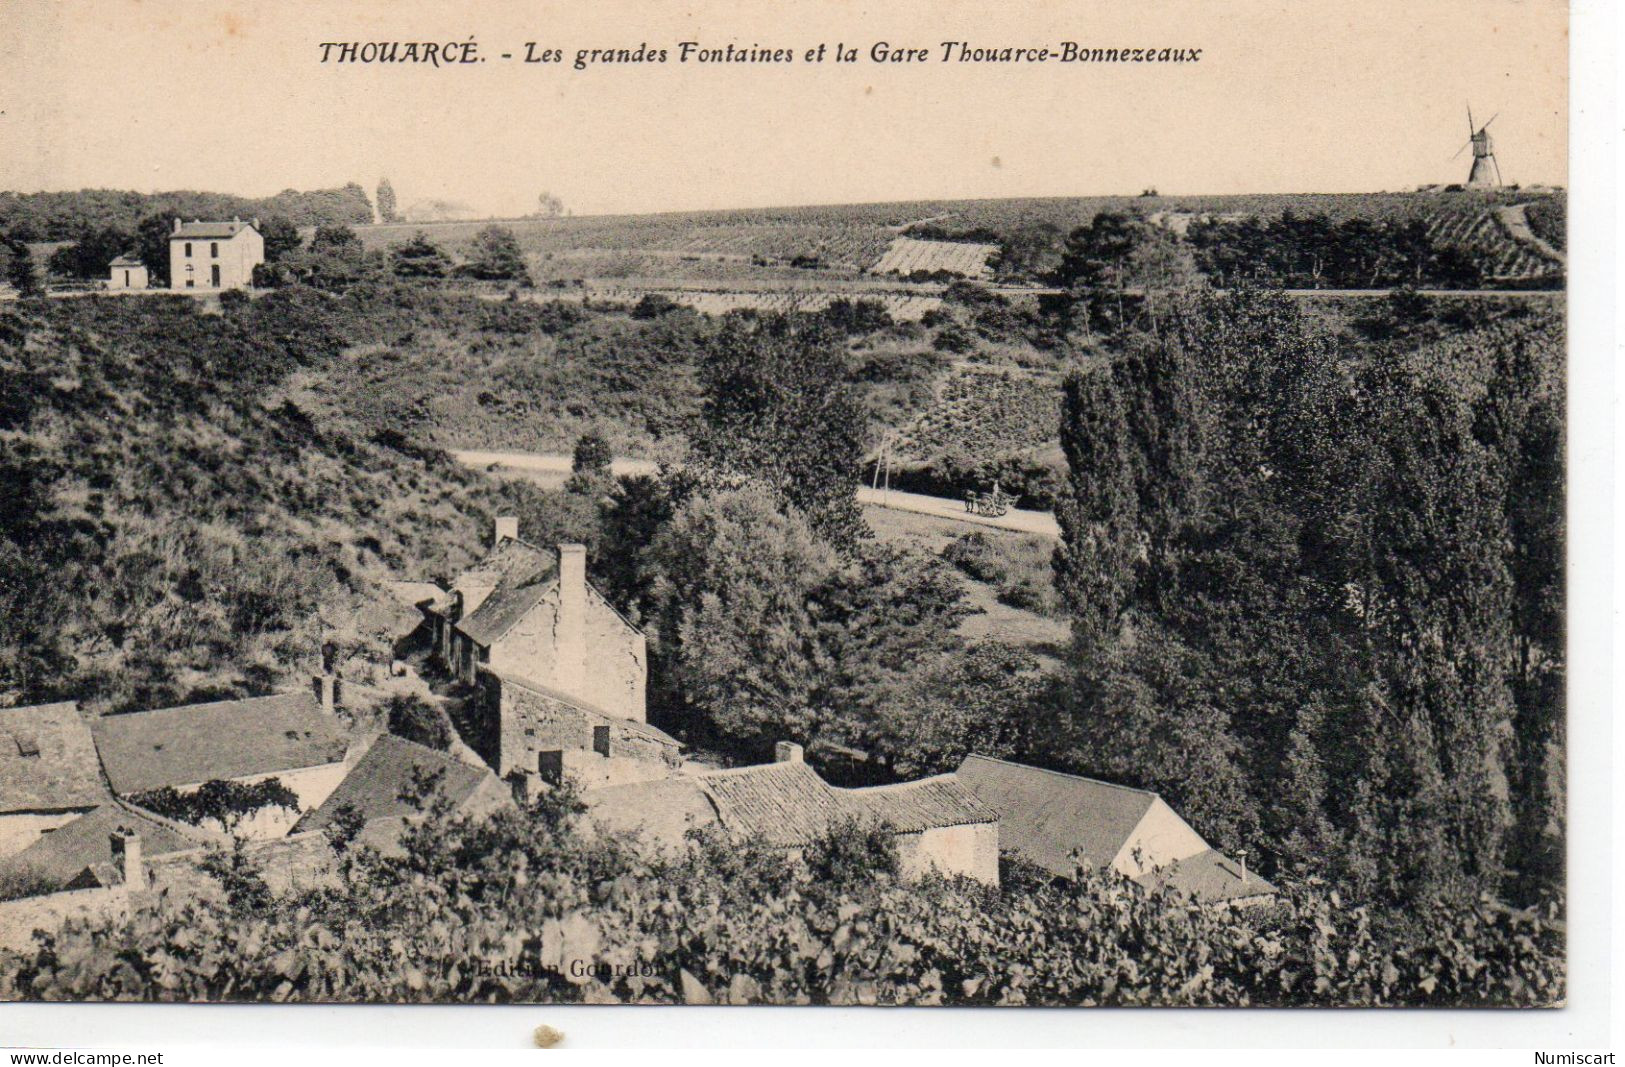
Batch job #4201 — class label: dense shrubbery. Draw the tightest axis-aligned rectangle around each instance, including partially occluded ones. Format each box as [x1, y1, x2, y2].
[0, 185, 374, 242]
[0, 794, 1564, 1005]
[1049, 289, 1564, 910]
[0, 292, 513, 711]
[130, 778, 302, 833]
[942, 531, 1062, 617]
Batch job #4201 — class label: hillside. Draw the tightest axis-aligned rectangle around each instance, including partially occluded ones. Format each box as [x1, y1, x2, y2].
[0, 291, 514, 713]
[351, 188, 1566, 290]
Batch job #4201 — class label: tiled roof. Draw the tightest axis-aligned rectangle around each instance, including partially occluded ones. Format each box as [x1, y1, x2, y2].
[170, 220, 257, 239]
[294, 734, 498, 832]
[583, 776, 719, 846]
[0, 800, 221, 888]
[953, 755, 1158, 876]
[841, 774, 997, 833]
[457, 579, 549, 646]
[697, 761, 850, 848]
[454, 538, 553, 598]
[0, 702, 107, 813]
[92, 692, 350, 796]
[1132, 848, 1279, 903]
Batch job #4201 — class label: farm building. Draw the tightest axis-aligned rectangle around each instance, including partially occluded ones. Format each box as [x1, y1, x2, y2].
[89, 687, 353, 840]
[168, 217, 263, 291]
[952, 755, 1275, 906]
[293, 734, 513, 852]
[0, 702, 108, 858]
[583, 743, 1000, 885]
[426, 521, 662, 785]
[0, 799, 222, 894]
[106, 254, 148, 290]
[430, 524, 645, 720]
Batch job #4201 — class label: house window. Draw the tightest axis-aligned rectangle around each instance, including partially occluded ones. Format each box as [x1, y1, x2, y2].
[210, 242, 219, 258]
[211, 264, 221, 287]
[123, 271, 130, 286]
[185, 279, 195, 288]
[592, 725, 611, 758]
[184, 242, 192, 257]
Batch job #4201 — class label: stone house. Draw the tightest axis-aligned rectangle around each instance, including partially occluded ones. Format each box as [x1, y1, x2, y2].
[425, 520, 665, 788]
[89, 685, 353, 840]
[0, 702, 108, 858]
[952, 754, 1276, 907]
[479, 668, 682, 790]
[168, 218, 264, 291]
[107, 254, 148, 290]
[583, 743, 1000, 886]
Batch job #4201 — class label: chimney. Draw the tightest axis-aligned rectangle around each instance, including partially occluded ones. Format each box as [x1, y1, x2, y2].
[1237, 849, 1249, 885]
[555, 544, 587, 699]
[493, 515, 519, 545]
[511, 769, 544, 805]
[172, 217, 181, 234]
[774, 741, 804, 764]
[251, 217, 260, 229]
[313, 673, 340, 714]
[109, 828, 143, 888]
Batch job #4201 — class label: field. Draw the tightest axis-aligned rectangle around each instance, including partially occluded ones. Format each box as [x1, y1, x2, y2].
[892, 363, 1063, 463]
[349, 188, 1565, 303]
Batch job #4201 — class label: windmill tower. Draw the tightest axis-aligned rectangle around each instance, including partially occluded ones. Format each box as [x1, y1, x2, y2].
[1453, 105, 1502, 188]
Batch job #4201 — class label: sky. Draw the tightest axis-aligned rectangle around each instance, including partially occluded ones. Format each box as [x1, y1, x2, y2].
[0, 0, 1568, 217]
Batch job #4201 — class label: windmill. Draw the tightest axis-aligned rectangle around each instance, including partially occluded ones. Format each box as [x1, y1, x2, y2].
[1452, 105, 1502, 188]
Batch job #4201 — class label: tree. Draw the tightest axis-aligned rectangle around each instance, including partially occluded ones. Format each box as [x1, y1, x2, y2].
[688, 313, 867, 550]
[459, 225, 531, 284]
[571, 431, 613, 478]
[1053, 367, 1140, 664]
[310, 224, 361, 255]
[389, 231, 452, 279]
[258, 215, 302, 263]
[46, 225, 132, 279]
[377, 178, 399, 223]
[1, 234, 41, 295]
[535, 192, 565, 218]
[386, 694, 452, 750]
[645, 485, 841, 753]
[134, 213, 176, 285]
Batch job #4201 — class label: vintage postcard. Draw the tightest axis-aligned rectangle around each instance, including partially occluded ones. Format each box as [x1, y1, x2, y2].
[0, 0, 1570, 1013]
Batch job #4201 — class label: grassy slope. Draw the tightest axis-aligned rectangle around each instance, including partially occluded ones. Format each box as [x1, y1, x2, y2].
[0, 292, 511, 713]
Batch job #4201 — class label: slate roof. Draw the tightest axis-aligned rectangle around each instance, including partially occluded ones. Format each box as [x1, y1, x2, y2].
[583, 776, 720, 846]
[0, 702, 107, 813]
[108, 255, 145, 268]
[92, 692, 350, 796]
[953, 755, 1159, 875]
[453, 538, 553, 599]
[1132, 847, 1279, 904]
[294, 734, 498, 833]
[0, 800, 221, 888]
[169, 220, 257, 240]
[842, 774, 998, 833]
[457, 580, 550, 646]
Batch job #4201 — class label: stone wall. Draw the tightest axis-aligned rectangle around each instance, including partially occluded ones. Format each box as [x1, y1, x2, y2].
[490, 674, 677, 779]
[486, 585, 646, 723]
[894, 823, 999, 887]
[0, 885, 127, 953]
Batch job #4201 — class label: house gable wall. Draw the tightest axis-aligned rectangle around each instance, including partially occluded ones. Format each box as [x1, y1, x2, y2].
[893, 823, 999, 886]
[1108, 797, 1210, 878]
[484, 585, 645, 722]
